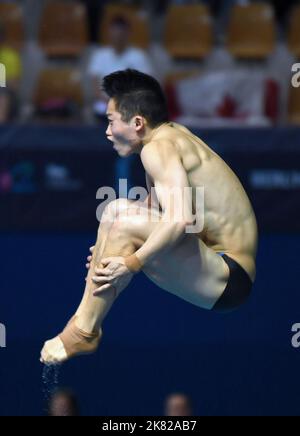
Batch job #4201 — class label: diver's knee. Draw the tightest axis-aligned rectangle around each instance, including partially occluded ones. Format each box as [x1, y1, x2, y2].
[106, 198, 134, 220]
[98, 199, 132, 230]
[109, 216, 132, 239]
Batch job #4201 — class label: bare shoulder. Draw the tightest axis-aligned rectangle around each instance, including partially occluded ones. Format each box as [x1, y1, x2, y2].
[170, 122, 193, 135]
[141, 139, 186, 183]
[141, 139, 180, 166]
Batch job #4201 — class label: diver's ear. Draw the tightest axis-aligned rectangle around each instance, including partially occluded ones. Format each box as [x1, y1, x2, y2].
[134, 115, 145, 132]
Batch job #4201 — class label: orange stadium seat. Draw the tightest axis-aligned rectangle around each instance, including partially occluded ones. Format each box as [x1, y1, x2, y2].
[38, 1, 88, 57]
[288, 85, 300, 125]
[164, 4, 213, 60]
[226, 3, 276, 60]
[99, 4, 150, 49]
[0, 2, 24, 50]
[34, 68, 83, 108]
[288, 5, 300, 58]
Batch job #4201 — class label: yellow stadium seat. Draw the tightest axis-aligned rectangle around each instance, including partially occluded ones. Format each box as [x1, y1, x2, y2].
[226, 3, 276, 60]
[0, 2, 24, 50]
[164, 4, 213, 60]
[38, 1, 88, 57]
[34, 68, 83, 107]
[288, 5, 300, 58]
[100, 4, 150, 50]
[164, 70, 200, 85]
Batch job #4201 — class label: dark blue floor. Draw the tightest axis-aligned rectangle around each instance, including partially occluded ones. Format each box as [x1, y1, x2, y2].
[0, 232, 300, 416]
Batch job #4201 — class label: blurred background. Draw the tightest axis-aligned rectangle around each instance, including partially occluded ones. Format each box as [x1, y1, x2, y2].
[1, 0, 300, 416]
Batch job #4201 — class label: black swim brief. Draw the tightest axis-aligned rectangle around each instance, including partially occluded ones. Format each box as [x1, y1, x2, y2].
[212, 254, 253, 313]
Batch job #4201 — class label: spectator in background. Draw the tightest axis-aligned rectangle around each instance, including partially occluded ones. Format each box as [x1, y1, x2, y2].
[48, 388, 80, 416]
[87, 15, 154, 120]
[0, 22, 22, 123]
[164, 392, 194, 416]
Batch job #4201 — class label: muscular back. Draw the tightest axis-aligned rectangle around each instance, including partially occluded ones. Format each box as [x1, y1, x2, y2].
[147, 122, 258, 281]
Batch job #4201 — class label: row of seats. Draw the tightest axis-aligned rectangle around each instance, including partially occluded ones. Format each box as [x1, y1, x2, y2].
[0, 1, 149, 56]
[1, 1, 300, 59]
[31, 67, 300, 125]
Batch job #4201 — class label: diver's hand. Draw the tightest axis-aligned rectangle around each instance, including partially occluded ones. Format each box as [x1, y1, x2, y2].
[92, 257, 133, 297]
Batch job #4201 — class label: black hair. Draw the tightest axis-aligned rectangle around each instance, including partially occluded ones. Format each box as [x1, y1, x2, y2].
[102, 69, 169, 128]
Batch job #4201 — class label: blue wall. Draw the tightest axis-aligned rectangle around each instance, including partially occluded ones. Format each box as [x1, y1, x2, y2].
[1, 125, 300, 415]
[1, 232, 300, 416]
[1, 125, 300, 232]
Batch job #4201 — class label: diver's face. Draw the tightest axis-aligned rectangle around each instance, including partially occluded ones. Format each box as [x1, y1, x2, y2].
[105, 99, 141, 157]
